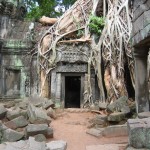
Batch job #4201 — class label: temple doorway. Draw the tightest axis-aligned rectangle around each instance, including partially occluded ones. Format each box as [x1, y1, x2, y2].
[65, 76, 81, 108]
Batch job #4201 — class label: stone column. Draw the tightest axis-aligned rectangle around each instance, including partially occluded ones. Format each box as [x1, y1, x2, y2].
[55, 73, 61, 102]
[50, 71, 56, 99]
[134, 46, 149, 113]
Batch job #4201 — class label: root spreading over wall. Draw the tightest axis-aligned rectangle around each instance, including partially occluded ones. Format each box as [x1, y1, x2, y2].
[38, 0, 134, 106]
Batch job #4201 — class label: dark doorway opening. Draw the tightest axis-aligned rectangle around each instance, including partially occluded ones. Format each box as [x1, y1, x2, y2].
[65, 76, 81, 108]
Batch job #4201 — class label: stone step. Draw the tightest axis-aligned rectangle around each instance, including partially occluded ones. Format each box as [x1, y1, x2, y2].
[65, 108, 90, 113]
[86, 144, 127, 150]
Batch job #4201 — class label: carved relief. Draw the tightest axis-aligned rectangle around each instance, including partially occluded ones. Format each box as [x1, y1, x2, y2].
[56, 64, 87, 73]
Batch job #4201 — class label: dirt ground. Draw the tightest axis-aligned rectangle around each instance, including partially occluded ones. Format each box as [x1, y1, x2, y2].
[50, 110, 128, 150]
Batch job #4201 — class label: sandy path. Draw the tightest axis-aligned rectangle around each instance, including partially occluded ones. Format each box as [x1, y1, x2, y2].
[50, 111, 128, 150]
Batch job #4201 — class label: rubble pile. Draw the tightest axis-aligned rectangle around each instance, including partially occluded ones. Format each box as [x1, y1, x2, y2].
[0, 96, 57, 143]
[88, 96, 136, 128]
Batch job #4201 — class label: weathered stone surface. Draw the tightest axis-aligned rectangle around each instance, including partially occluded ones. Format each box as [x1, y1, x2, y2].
[126, 146, 149, 150]
[46, 127, 53, 138]
[6, 108, 22, 120]
[17, 101, 28, 110]
[0, 105, 7, 119]
[107, 96, 130, 113]
[86, 128, 104, 137]
[127, 118, 150, 149]
[5, 116, 28, 129]
[43, 100, 55, 109]
[2, 128, 24, 142]
[3, 137, 46, 150]
[86, 144, 127, 150]
[25, 124, 48, 137]
[47, 107, 57, 119]
[103, 124, 128, 137]
[89, 116, 105, 125]
[4, 101, 15, 108]
[34, 134, 47, 142]
[99, 102, 108, 109]
[108, 112, 125, 122]
[138, 112, 150, 119]
[27, 104, 52, 124]
[46, 140, 67, 150]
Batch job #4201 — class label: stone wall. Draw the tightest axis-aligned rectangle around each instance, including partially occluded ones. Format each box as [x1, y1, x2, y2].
[0, 11, 39, 99]
[132, 0, 150, 46]
[50, 44, 100, 107]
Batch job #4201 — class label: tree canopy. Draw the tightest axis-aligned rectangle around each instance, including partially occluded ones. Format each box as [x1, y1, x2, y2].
[25, 0, 76, 21]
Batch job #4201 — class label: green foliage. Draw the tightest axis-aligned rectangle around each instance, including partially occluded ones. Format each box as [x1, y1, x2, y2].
[25, 0, 77, 21]
[88, 15, 105, 36]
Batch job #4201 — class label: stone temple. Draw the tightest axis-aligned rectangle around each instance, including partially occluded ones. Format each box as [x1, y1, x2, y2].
[0, 0, 100, 108]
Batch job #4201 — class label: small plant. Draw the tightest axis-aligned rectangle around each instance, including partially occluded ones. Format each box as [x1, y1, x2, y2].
[88, 15, 105, 36]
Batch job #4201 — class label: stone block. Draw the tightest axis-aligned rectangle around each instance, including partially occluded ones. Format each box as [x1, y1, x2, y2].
[4, 101, 15, 108]
[99, 102, 108, 109]
[0, 105, 7, 119]
[43, 99, 55, 109]
[34, 134, 47, 142]
[107, 112, 126, 122]
[6, 108, 22, 120]
[133, 14, 144, 36]
[46, 127, 53, 138]
[86, 128, 104, 137]
[47, 107, 57, 119]
[86, 144, 127, 150]
[25, 124, 48, 137]
[2, 128, 24, 142]
[126, 147, 149, 150]
[27, 104, 52, 124]
[138, 112, 150, 119]
[103, 124, 128, 137]
[107, 96, 130, 113]
[5, 116, 28, 129]
[127, 118, 150, 149]
[17, 101, 28, 110]
[144, 10, 150, 27]
[46, 140, 67, 150]
[0, 137, 46, 150]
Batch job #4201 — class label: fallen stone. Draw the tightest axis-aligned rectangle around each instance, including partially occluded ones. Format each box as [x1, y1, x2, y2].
[35, 134, 47, 142]
[6, 108, 22, 120]
[43, 99, 55, 109]
[28, 96, 46, 107]
[2, 128, 24, 142]
[27, 104, 52, 124]
[25, 124, 48, 137]
[126, 147, 149, 150]
[99, 102, 108, 109]
[46, 140, 67, 150]
[103, 124, 128, 137]
[108, 112, 126, 122]
[90, 104, 99, 111]
[89, 116, 105, 126]
[86, 144, 127, 150]
[3, 137, 46, 150]
[46, 127, 53, 138]
[138, 112, 150, 119]
[127, 118, 150, 149]
[20, 110, 28, 119]
[107, 96, 130, 113]
[86, 128, 104, 137]
[17, 101, 28, 110]
[47, 107, 57, 119]
[5, 116, 28, 129]
[4, 101, 15, 108]
[0, 105, 7, 119]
